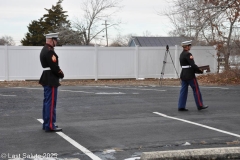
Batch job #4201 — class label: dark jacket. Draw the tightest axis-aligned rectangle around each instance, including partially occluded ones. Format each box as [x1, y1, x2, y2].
[179, 50, 202, 80]
[39, 44, 64, 87]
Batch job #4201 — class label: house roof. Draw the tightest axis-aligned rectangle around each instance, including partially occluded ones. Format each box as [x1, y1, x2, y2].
[129, 37, 190, 47]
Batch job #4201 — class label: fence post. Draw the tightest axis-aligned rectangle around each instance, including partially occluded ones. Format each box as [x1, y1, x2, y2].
[135, 45, 139, 79]
[175, 45, 179, 78]
[94, 44, 98, 81]
[5, 44, 9, 81]
[213, 47, 217, 73]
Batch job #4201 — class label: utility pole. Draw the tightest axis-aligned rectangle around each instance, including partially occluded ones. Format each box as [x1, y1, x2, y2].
[102, 20, 109, 47]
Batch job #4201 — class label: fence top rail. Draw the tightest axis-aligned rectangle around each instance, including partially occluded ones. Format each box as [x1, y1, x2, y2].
[0, 45, 215, 49]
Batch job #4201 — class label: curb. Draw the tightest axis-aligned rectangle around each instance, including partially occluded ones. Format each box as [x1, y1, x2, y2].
[140, 147, 240, 160]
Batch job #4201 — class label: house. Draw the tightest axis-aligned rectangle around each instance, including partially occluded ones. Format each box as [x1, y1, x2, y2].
[128, 37, 190, 47]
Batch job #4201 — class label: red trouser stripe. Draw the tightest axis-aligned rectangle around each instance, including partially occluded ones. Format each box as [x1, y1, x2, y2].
[50, 87, 54, 130]
[194, 78, 202, 106]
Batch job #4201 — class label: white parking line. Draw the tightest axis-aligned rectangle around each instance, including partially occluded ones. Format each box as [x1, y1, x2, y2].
[11, 87, 42, 90]
[60, 89, 94, 94]
[201, 86, 229, 90]
[99, 86, 166, 92]
[95, 92, 125, 95]
[0, 94, 16, 97]
[60, 90, 126, 95]
[37, 119, 102, 160]
[11, 86, 165, 94]
[169, 86, 229, 90]
[153, 112, 240, 138]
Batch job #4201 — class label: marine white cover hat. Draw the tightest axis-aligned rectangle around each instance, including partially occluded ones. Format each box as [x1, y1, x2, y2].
[44, 32, 60, 40]
[181, 40, 192, 46]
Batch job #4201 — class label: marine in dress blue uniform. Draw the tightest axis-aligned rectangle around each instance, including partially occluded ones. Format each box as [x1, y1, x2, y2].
[178, 40, 208, 111]
[39, 32, 64, 132]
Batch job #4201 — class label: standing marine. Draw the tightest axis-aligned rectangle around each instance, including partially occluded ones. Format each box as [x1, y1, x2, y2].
[39, 32, 64, 132]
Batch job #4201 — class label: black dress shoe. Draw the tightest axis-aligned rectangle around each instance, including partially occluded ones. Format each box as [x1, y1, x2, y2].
[178, 108, 188, 111]
[42, 125, 58, 130]
[198, 105, 209, 110]
[45, 128, 62, 132]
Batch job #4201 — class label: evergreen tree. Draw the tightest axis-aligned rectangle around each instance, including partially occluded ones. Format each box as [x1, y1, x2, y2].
[21, 0, 71, 46]
[21, 19, 45, 46]
[42, 0, 71, 34]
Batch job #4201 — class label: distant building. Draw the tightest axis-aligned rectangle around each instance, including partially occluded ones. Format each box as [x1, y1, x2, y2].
[128, 37, 189, 47]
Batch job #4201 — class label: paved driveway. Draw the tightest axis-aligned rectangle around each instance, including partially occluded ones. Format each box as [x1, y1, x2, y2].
[0, 85, 239, 160]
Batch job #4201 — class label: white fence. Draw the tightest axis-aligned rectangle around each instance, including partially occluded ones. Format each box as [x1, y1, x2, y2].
[0, 45, 217, 81]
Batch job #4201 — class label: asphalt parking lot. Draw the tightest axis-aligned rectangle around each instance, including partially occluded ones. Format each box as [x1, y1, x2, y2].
[0, 85, 240, 160]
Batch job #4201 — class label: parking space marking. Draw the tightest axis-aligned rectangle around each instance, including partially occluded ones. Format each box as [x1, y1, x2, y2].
[95, 92, 125, 95]
[10, 86, 166, 93]
[169, 86, 229, 90]
[60, 89, 94, 94]
[153, 112, 240, 138]
[0, 94, 16, 97]
[37, 119, 102, 160]
[201, 86, 229, 90]
[98, 86, 166, 92]
[11, 87, 42, 90]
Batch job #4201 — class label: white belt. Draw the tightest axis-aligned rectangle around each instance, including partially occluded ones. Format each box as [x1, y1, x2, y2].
[43, 67, 51, 71]
[182, 65, 191, 68]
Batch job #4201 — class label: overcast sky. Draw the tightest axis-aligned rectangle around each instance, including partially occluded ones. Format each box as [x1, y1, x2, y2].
[0, 0, 174, 45]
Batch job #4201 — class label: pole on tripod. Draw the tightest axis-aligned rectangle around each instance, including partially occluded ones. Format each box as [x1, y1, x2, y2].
[159, 45, 169, 86]
[159, 45, 180, 86]
[168, 49, 180, 80]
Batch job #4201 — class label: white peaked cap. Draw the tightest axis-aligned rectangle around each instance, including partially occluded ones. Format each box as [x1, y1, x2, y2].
[181, 40, 192, 46]
[44, 32, 60, 40]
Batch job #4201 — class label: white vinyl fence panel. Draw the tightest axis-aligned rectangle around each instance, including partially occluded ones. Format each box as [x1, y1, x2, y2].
[0, 45, 217, 81]
[0, 46, 6, 80]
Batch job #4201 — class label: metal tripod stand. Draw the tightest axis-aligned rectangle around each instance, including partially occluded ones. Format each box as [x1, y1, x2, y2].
[159, 45, 180, 86]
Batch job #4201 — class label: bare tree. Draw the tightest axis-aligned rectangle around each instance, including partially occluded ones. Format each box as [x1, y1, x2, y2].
[161, 0, 240, 70]
[0, 36, 15, 46]
[72, 0, 122, 46]
[159, 0, 199, 39]
[109, 34, 132, 47]
[195, 0, 240, 70]
[142, 30, 152, 37]
[56, 26, 85, 45]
